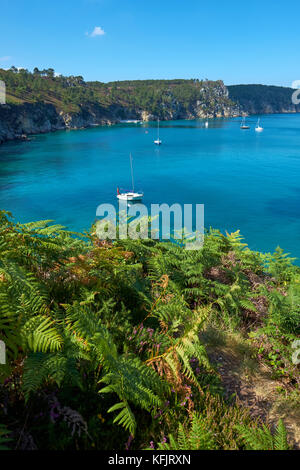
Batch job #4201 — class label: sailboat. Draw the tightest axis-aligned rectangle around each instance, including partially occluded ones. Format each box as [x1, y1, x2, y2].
[205, 121, 209, 128]
[154, 119, 162, 145]
[117, 153, 143, 201]
[255, 118, 263, 132]
[240, 116, 250, 129]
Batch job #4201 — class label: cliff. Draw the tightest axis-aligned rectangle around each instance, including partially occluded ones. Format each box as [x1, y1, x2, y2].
[0, 102, 114, 144]
[1, 68, 299, 145]
[228, 84, 300, 115]
[0, 69, 239, 144]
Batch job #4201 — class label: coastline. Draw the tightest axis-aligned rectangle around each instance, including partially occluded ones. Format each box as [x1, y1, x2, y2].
[0, 104, 299, 146]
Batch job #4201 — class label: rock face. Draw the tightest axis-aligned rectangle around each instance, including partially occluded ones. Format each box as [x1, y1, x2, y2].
[0, 81, 238, 144]
[137, 81, 240, 121]
[0, 102, 114, 144]
[0, 103, 64, 143]
[1, 78, 300, 145]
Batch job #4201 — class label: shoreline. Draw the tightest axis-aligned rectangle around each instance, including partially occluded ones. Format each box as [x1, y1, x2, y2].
[1, 109, 300, 146]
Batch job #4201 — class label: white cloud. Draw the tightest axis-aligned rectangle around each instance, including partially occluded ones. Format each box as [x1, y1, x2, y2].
[86, 26, 105, 37]
[0, 56, 11, 62]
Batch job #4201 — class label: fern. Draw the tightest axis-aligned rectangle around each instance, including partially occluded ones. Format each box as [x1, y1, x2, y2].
[1, 211, 298, 450]
[155, 412, 216, 450]
[236, 419, 290, 450]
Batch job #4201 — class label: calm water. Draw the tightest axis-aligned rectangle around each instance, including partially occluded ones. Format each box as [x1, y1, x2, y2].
[1, 114, 300, 259]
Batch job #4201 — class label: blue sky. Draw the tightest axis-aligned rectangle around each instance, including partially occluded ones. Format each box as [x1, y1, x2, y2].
[0, 0, 299, 86]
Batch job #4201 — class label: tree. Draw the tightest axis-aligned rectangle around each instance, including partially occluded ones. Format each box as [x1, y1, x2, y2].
[46, 68, 55, 78]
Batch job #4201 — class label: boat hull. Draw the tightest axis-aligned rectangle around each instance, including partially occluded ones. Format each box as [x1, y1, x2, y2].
[117, 192, 144, 201]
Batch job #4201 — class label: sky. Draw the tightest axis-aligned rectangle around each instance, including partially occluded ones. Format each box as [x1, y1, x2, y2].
[0, 0, 299, 86]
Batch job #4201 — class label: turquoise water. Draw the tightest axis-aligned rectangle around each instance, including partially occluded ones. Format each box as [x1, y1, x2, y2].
[1, 114, 300, 259]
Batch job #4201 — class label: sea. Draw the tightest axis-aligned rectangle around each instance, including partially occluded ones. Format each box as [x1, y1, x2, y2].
[1, 114, 300, 260]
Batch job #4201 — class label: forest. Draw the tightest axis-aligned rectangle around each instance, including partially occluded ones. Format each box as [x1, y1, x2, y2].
[1, 67, 298, 121]
[0, 67, 234, 118]
[0, 210, 299, 450]
[228, 84, 300, 114]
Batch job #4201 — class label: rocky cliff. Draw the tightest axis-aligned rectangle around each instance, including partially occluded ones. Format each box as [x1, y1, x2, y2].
[2, 67, 300, 145]
[228, 84, 300, 115]
[0, 79, 239, 144]
[0, 102, 116, 144]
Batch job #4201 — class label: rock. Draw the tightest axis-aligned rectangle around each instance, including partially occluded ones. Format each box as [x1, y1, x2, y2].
[0, 102, 115, 145]
[0, 81, 240, 145]
[141, 110, 154, 122]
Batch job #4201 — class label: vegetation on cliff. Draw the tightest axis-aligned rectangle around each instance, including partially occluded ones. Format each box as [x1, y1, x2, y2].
[0, 67, 235, 119]
[228, 84, 300, 114]
[0, 210, 299, 450]
[1, 68, 299, 146]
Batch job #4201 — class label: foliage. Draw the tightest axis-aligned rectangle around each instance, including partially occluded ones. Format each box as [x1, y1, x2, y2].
[228, 84, 300, 114]
[152, 413, 290, 451]
[236, 419, 290, 450]
[0, 67, 233, 117]
[154, 412, 217, 450]
[0, 211, 298, 449]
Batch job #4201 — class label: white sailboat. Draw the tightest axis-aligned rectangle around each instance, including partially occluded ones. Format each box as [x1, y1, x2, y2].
[117, 153, 143, 201]
[205, 121, 209, 128]
[154, 119, 162, 145]
[255, 118, 263, 132]
[240, 116, 250, 129]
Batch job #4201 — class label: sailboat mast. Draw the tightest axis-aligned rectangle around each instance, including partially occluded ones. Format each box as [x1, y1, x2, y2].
[130, 153, 134, 192]
[157, 118, 160, 139]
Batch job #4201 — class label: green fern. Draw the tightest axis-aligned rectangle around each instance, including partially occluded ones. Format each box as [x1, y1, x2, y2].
[236, 419, 290, 450]
[155, 412, 216, 450]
